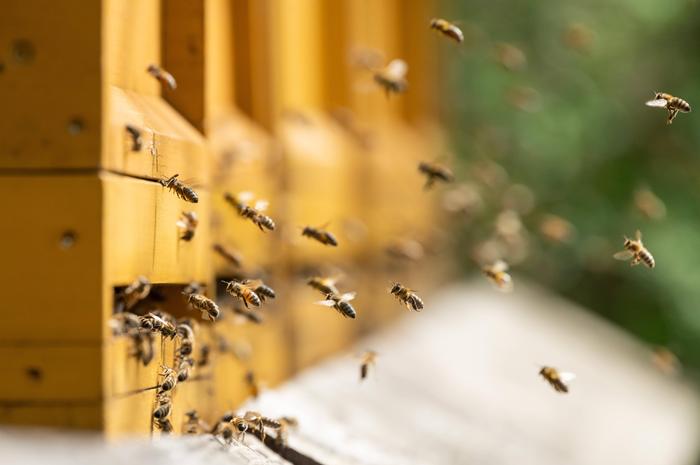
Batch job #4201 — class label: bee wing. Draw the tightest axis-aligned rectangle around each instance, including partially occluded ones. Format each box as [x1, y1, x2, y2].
[645, 98, 668, 108]
[496, 274, 514, 293]
[383, 59, 408, 80]
[492, 260, 509, 272]
[559, 372, 576, 383]
[635, 229, 642, 241]
[176, 219, 188, 228]
[236, 191, 254, 204]
[613, 250, 634, 261]
[340, 291, 357, 302]
[254, 200, 269, 212]
[315, 299, 336, 307]
[242, 279, 263, 288]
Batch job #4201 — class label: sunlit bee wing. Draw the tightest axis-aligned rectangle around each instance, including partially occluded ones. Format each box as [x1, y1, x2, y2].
[175, 220, 189, 229]
[384, 59, 408, 80]
[559, 372, 576, 383]
[242, 279, 263, 288]
[236, 191, 254, 204]
[340, 292, 357, 302]
[254, 200, 269, 212]
[495, 273, 514, 293]
[645, 98, 668, 108]
[613, 250, 635, 261]
[492, 259, 509, 272]
[635, 229, 642, 241]
[315, 299, 336, 307]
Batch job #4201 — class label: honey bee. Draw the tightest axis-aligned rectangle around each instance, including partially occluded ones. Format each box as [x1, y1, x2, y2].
[245, 370, 261, 398]
[213, 243, 243, 268]
[132, 332, 155, 366]
[222, 280, 261, 308]
[185, 292, 221, 320]
[232, 305, 264, 324]
[125, 124, 142, 151]
[389, 283, 424, 312]
[539, 366, 575, 393]
[176, 211, 198, 241]
[306, 276, 340, 296]
[482, 260, 514, 292]
[359, 350, 377, 381]
[429, 18, 464, 43]
[152, 392, 172, 421]
[158, 366, 177, 393]
[159, 174, 199, 203]
[646, 92, 691, 124]
[183, 410, 204, 435]
[373, 59, 408, 97]
[613, 230, 655, 268]
[155, 418, 173, 434]
[177, 357, 194, 382]
[302, 225, 338, 246]
[243, 279, 276, 302]
[120, 276, 151, 311]
[141, 312, 177, 339]
[176, 323, 195, 356]
[316, 292, 357, 319]
[276, 416, 298, 446]
[146, 64, 177, 90]
[243, 411, 281, 440]
[224, 191, 275, 231]
[418, 162, 454, 190]
[182, 282, 205, 297]
[197, 344, 211, 367]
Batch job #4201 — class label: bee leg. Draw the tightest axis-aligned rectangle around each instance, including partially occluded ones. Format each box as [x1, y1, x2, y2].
[667, 108, 679, 125]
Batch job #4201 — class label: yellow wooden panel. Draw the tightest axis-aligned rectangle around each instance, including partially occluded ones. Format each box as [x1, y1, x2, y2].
[0, 1, 101, 169]
[105, 336, 166, 398]
[205, 0, 235, 121]
[105, 390, 154, 436]
[102, 171, 212, 286]
[0, 175, 102, 343]
[0, 346, 102, 401]
[0, 403, 102, 430]
[103, 0, 161, 96]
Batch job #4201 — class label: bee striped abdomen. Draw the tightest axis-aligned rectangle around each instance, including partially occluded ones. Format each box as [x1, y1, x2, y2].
[639, 250, 655, 268]
[671, 97, 691, 112]
[338, 301, 356, 319]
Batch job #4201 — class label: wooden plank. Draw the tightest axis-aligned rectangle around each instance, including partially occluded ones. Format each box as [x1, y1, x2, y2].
[0, 402, 102, 430]
[0, 0, 101, 169]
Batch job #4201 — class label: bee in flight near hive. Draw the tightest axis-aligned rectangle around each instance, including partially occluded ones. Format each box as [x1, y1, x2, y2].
[302, 224, 338, 246]
[176, 357, 194, 382]
[482, 260, 514, 292]
[147, 64, 177, 90]
[359, 350, 378, 381]
[222, 279, 261, 308]
[243, 279, 276, 303]
[429, 18, 464, 43]
[224, 191, 275, 232]
[185, 292, 221, 320]
[613, 229, 655, 269]
[316, 291, 357, 319]
[159, 174, 199, 203]
[119, 275, 151, 311]
[245, 370, 261, 399]
[158, 366, 178, 393]
[389, 283, 424, 312]
[307, 276, 340, 296]
[176, 211, 198, 241]
[125, 124, 142, 151]
[645, 92, 691, 125]
[539, 366, 576, 393]
[418, 161, 454, 190]
[213, 243, 243, 268]
[183, 410, 206, 435]
[373, 58, 408, 97]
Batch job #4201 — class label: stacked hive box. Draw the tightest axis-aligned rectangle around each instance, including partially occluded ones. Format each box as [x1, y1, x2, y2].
[0, 0, 444, 435]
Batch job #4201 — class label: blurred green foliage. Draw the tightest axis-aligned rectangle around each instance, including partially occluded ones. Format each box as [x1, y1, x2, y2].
[443, 0, 700, 376]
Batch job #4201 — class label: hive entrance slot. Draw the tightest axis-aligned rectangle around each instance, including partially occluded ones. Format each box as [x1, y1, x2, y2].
[112, 282, 208, 320]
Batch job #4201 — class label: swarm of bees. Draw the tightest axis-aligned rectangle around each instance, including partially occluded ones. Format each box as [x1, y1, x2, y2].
[645, 92, 691, 125]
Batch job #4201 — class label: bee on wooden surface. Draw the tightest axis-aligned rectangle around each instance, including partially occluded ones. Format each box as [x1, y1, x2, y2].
[232, 305, 264, 325]
[276, 417, 298, 446]
[182, 282, 205, 297]
[389, 283, 424, 312]
[224, 191, 275, 232]
[146, 64, 177, 90]
[481, 260, 514, 292]
[430, 18, 464, 43]
[646, 92, 691, 124]
[418, 162, 454, 190]
[243, 411, 281, 440]
[306, 276, 340, 296]
[386, 238, 425, 261]
[222, 280, 261, 308]
[131, 332, 155, 366]
[316, 292, 357, 319]
[613, 230, 655, 269]
[213, 243, 243, 268]
[183, 410, 204, 435]
[120, 276, 151, 311]
[245, 370, 261, 398]
[158, 366, 177, 393]
[125, 124, 142, 151]
[176, 211, 198, 242]
[302, 224, 338, 246]
[359, 350, 378, 381]
[159, 174, 199, 203]
[152, 393, 172, 421]
[243, 279, 276, 302]
[198, 344, 211, 367]
[539, 366, 575, 393]
[141, 312, 177, 339]
[176, 323, 195, 356]
[373, 59, 408, 97]
[634, 186, 666, 220]
[177, 357, 194, 382]
[185, 292, 221, 320]
[110, 312, 141, 335]
[155, 418, 173, 434]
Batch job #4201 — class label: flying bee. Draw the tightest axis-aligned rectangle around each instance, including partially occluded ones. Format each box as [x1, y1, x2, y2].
[158, 366, 177, 393]
[539, 366, 576, 393]
[245, 370, 261, 398]
[152, 393, 172, 420]
[418, 162, 454, 190]
[481, 260, 514, 292]
[306, 276, 340, 296]
[389, 283, 424, 312]
[213, 243, 243, 268]
[159, 174, 199, 203]
[232, 305, 264, 324]
[222, 280, 261, 308]
[183, 410, 203, 435]
[302, 224, 338, 246]
[430, 18, 464, 43]
[646, 92, 691, 124]
[373, 59, 408, 97]
[359, 350, 378, 381]
[125, 124, 142, 151]
[613, 230, 655, 268]
[185, 292, 221, 320]
[146, 64, 177, 90]
[224, 191, 275, 231]
[176, 211, 198, 241]
[198, 344, 211, 367]
[243, 279, 276, 302]
[120, 276, 151, 311]
[316, 291, 357, 319]
[177, 357, 194, 382]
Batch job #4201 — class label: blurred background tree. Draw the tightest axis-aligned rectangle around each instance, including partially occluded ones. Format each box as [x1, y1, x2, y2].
[442, 0, 700, 377]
